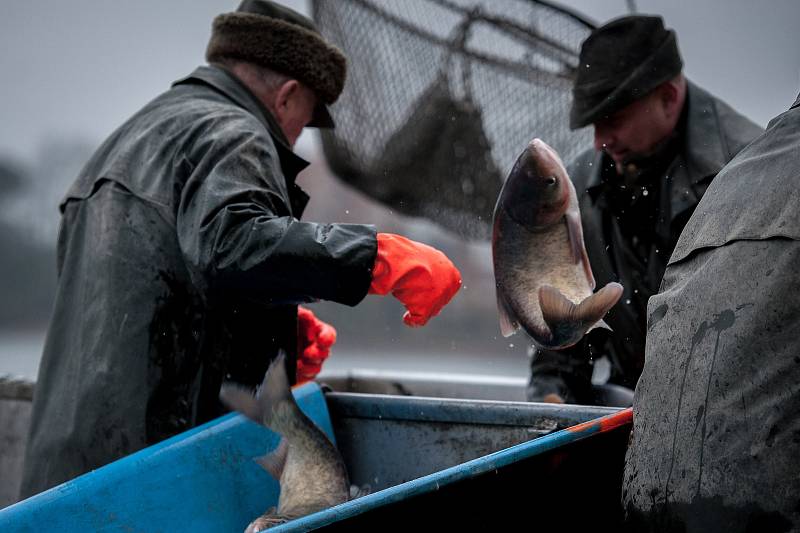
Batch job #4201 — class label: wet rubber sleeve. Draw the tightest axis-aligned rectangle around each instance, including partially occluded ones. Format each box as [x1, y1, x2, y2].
[177, 121, 377, 306]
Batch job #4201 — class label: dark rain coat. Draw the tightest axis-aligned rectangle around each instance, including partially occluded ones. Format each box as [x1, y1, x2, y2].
[623, 93, 800, 532]
[20, 66, 377, 498]
[527, 82, 763, 404]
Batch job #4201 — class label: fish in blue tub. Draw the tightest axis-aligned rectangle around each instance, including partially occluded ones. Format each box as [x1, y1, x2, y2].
[220, 352, 350, 532]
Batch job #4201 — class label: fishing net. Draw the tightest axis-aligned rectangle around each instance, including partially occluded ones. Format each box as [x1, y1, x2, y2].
[311, 0, 595, 240]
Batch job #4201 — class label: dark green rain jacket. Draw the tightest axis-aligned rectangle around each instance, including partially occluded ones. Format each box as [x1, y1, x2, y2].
[527, 82, 763, 404]
[623, 92, 800, 532]
[20, 65, 377, 497]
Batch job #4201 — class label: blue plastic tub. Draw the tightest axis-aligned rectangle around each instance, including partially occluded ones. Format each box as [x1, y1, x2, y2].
[1, 383, 632, 531]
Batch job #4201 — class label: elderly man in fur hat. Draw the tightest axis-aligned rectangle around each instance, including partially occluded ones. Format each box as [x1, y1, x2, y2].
[526, 15, 762, 406]
[20, 0, 461, 497]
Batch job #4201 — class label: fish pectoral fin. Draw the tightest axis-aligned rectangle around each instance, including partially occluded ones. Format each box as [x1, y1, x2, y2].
[566, 212, 596, 290]
[496, 289, 520, 337]
[219, 383, 263, 424]
[255, 437, 289, 480]
[577, 282, 624, 326]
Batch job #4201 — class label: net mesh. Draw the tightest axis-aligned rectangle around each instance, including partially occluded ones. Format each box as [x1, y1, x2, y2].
[312, 0, 595, 240]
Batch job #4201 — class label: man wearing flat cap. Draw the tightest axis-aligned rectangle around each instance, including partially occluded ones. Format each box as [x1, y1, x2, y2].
[526, 15, 762, 406]
[20, 0, 462, 497]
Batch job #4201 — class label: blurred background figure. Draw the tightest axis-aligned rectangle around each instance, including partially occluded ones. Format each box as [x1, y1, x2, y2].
[525, 14, 762, 406]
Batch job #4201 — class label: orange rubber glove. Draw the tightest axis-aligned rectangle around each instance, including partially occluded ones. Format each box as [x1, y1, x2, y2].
[296, 306, 337, 384]
[369, 233, 462, 327]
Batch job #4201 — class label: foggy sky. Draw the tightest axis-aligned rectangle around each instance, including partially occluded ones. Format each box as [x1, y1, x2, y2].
[1, 0, 798, 163]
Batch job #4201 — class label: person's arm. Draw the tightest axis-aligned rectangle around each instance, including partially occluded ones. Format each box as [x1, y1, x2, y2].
[177, 117, 376, 307]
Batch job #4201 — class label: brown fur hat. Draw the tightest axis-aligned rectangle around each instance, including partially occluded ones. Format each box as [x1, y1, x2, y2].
[206, 0, 347, 107]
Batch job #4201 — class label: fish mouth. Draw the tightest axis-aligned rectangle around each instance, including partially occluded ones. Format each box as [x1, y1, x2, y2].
[528, 138, 564, 171]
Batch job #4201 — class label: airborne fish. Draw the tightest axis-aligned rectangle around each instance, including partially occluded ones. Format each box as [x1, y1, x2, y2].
[492, 138, 623, 350]
[220, 353, 350, 532]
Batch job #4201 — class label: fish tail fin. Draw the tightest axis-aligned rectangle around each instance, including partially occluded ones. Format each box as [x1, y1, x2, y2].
[219, 350, 294, 430]
[219, 383, 265, 424]
[577, 282, 623, 327]
[538, 285, 579, 329]
[539, 282, 623, 330]
[258, 351, 295, 427]
[589, 319, 613, 333]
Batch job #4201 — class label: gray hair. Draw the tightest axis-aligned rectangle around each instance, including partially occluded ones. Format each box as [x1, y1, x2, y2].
[211, 59, 291, 98]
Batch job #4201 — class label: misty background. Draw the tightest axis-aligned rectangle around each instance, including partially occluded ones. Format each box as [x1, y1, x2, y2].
[1, 0, 798, 382]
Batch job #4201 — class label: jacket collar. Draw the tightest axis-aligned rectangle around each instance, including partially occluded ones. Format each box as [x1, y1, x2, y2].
[172, 65, 310, 184]
[585, 80, 730, 220]
[681, 80, 733, 184]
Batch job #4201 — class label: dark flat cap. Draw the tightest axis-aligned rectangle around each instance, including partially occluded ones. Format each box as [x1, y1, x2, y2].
[569, 15, 683, 130]
[206, 0, 347, 128]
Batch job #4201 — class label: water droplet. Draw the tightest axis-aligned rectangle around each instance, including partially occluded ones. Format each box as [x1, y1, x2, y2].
[509, 343, 515, 348]
[625, 299, 631, 305]
[642, 189, 649, 196]
[345, 209, 350, 214]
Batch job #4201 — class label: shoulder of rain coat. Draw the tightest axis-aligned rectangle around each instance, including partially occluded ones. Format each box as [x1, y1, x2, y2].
[527, 81, 763, 404]
[20, 65, 377, 498]
[623, 94, 800, 532]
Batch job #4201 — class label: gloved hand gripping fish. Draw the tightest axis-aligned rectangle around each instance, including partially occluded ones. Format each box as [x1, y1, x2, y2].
[492, 138, 623, 350]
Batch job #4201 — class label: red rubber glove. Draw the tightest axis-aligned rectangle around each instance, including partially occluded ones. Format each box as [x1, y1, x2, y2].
[296, 306, 337, 384]
[369, 233, 462, 327]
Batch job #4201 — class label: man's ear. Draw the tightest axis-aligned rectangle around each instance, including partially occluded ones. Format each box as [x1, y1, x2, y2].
[274, 79, 300, 118]
[659, 79, 682, 119]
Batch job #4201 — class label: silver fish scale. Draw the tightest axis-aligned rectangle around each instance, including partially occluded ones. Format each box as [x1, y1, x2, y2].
[272, 402, 350, 518]
[494, 213, 592, 339]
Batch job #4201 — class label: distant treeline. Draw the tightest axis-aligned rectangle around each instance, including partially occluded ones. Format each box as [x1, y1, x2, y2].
[0, 161, 57, 328]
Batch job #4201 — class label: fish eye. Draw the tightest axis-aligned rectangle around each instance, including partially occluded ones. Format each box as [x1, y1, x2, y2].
[545, 176, 557, 186]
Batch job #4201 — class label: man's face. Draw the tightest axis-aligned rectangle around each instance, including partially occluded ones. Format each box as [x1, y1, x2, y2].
[592, 88, 676, 172]
[274, 80, 317, 147]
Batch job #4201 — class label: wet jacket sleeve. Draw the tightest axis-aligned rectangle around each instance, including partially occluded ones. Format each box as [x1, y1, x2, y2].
[177, 117, 377, 307]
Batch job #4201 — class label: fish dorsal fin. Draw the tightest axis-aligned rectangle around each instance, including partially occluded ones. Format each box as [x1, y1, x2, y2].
[255, 437, 289, 480]
[496, 289, 520, 337]
[566, 212, 596, 290]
